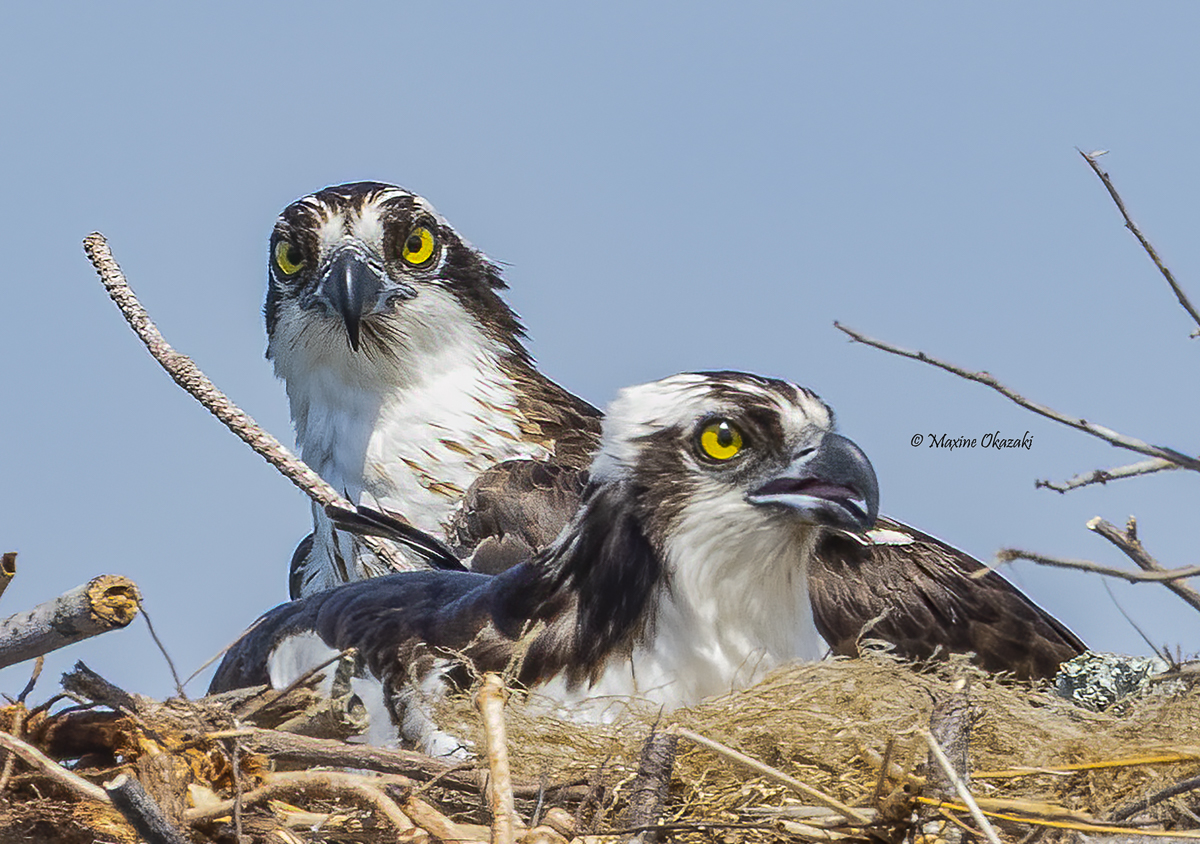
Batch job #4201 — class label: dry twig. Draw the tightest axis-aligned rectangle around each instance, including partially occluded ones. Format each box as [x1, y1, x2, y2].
[1090, 517, 1200, 614]
[476, 672, 517, 844]
[81, 233, 398, 568]
[834, 321, 1200, 474]
[1079, 149, 1200, 336]
[672, 726, 870, 826]
[921, 729, 1002, 844]
[236, 647, 355, 723]
[1037, 457, 1178, 493]
[0, 728, 110, 804]
[184, 770, 416, 834]
[995, 549, 1200, 586]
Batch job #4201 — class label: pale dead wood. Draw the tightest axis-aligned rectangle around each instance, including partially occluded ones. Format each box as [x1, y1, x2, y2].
[184, 770, 416, 834]
[921, 729, 1002, 844]
[476, 672, 517, 844]
[0, 575, 141, 670]
[0, 552, 15, 603]
[834, 321, 1200, 473]
[104, 773, 189, 844]
[1037, 457, 1178, 493]
[1090, 517, 1200, 614]
[0, 728, 110, 804]
[1079, 149, 1200, 337]
[672, 726, 871, 826]
[81, 232, 399, 569]
[395, 790, 490, 843]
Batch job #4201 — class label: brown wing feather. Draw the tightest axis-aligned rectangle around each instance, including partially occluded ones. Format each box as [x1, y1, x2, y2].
[449, 459, 589, 573]
[810, 516, 1085, 680]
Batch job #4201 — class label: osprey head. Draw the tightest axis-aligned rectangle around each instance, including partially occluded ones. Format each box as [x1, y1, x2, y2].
[264, 182, 526, 363]
[592, 371, 879, 545]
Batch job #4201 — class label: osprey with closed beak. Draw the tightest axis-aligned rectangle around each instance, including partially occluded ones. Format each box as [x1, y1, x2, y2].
[264, 182, 600, 596]
[211, 372, 880, 753]
[264, 182, 1084, 680]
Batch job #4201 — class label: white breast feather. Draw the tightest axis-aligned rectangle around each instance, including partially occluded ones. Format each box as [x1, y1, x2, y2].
[535, 495, 825, 721]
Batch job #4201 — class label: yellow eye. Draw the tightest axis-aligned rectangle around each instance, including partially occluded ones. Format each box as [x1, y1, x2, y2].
[401, 225, 436, 266]
[699, 419, 745, 461]
[274, 240, 305, 276]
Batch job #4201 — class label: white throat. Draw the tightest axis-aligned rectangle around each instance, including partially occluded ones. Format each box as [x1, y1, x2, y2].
[537, 507, 825, 720]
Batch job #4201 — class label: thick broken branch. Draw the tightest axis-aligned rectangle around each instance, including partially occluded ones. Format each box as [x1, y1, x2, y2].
[104, 773, 189, 844]
[835, 321, 1200, 473]
[621, 728, 679, 843]
[81, 233, 399, 569]
[1080, 149, 1200, 336]
[0, 576, 141, 670]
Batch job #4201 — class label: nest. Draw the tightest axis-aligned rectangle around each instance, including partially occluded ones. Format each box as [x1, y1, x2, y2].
[1, 655, 1198, 843]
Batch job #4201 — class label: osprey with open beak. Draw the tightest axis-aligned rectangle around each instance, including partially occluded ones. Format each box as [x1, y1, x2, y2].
[211, 372, 879, 753]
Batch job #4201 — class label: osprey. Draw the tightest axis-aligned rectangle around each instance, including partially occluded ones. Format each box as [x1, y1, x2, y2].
[265, 182, 600, 597]
[266, 182, 1084, 678]
[211, 372, 880, 753]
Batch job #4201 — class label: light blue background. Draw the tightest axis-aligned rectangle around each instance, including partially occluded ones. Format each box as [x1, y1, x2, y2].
[2, 4, 1197, 700]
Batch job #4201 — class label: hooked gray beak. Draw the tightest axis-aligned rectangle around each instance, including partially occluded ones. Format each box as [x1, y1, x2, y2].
[746, 433, 879, 532]
[310, 250, 417, 351]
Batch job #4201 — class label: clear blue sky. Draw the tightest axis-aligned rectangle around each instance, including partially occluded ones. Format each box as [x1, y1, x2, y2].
[2, 4, 1198, 700]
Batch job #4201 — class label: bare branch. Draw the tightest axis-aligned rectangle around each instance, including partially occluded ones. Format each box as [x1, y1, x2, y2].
[0, 576, 141, 670]
[1079, 149, 1200, 337]
[996, 549, 1200, 585]
[1089, 517, 1200, 614]
[104, 773, 189, 844]
[0, 553, 15, 603]
[834, 321, 1200, 472]
[81, 233, 399, 569]
[183, 770, 416, 835]
[1037, 457, 1178, 493]
[0, 729, 110, 804]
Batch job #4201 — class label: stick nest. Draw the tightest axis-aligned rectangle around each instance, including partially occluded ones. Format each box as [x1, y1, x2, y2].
[1, 654, 1198, 843]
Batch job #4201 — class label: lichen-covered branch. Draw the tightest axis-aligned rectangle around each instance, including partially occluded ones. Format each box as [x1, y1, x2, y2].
[0, 576, 140, 670]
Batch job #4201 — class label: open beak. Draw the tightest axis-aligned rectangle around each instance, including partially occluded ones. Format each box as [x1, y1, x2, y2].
[746, 433, 879, 532]
[311, 249, 416, 351]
